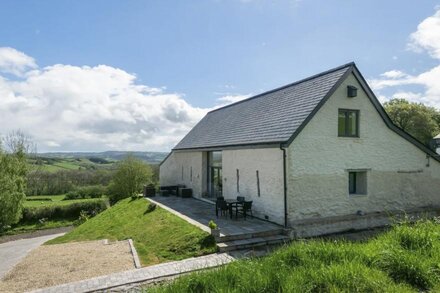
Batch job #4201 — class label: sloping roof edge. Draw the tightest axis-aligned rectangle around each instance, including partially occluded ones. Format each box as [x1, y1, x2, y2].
[165, 62, 439, 164]
[282, 63, 440, 163]
[172, 62, 354, 151]
[207, 62, 356, 115]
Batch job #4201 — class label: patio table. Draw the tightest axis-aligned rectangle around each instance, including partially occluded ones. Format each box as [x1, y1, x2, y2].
[224, 199, 244, 219]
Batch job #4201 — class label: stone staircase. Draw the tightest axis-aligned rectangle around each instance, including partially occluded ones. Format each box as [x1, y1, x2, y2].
[216, 228, 290, 252]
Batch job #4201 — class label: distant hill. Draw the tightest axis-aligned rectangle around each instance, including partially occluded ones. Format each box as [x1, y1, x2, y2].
[38, 151, 169, 164]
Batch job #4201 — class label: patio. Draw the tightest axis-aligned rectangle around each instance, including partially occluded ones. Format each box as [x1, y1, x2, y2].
[149, 196, 284, 239]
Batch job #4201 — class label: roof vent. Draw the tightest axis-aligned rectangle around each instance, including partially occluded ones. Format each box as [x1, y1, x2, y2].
[347, 85, 358, 98]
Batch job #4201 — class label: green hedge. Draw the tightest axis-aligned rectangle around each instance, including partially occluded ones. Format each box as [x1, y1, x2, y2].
[22, 199, 108, 222]
[64, 185, 106, 200]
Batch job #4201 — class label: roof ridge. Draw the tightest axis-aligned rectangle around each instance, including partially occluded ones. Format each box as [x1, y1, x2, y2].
[208, 61, 355, 114]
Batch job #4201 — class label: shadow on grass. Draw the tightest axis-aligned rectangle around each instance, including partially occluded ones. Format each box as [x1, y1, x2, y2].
[199, 235, 216, 249]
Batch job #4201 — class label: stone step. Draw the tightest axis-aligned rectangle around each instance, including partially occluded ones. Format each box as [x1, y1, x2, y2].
[219, 228, 285, 242]
[217, 235, 290, 252]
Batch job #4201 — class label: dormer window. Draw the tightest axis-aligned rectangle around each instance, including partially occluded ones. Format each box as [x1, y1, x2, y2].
[338, 109, 359, 137]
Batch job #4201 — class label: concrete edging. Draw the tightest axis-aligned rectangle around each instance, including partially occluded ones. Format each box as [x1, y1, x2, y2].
[128, 238, 142, 269]
[30, 253, 235, 293]
[146, 198, 211, 233]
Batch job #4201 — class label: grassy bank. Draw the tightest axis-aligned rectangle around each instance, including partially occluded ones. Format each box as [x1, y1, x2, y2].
[152, 219, 440, 292]
[47, 198, 216, 266]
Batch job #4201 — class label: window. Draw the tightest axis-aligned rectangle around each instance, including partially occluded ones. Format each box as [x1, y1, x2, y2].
[338, 109, 359, 137]
[348, 171, 367, 195]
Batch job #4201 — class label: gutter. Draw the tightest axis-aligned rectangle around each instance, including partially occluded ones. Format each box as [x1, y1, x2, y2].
[280, 144, 288, 228]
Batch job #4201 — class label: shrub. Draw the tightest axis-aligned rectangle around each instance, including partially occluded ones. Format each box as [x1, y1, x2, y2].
[146, 203, 157, 213]
[26, 198, 53, 202]
[74, 210, 91, 226]
[22, 199, 108, 222]
[64, 185, 106, 200]
[208, 220, 217, 230]
[107, 155, 153, 204]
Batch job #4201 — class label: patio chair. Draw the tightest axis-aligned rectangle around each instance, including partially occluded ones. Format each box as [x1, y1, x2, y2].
[236, 200, 253, 219]
[236, 196, 245, 202]
[215, 198, 229, 217]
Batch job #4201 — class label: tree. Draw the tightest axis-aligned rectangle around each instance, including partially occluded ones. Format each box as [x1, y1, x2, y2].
[383, 99, 440, 146]
[0, 131, 31, 229]
[107, 155, 153, 203]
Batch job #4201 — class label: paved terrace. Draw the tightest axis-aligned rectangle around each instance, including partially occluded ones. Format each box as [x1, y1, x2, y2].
[149, 196, 282, 237]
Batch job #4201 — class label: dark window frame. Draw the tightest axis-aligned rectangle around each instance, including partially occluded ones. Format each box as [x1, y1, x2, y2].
[348, 170, 368, 196]
[338, 109, 360, 137]
[349, 172, 357, 194]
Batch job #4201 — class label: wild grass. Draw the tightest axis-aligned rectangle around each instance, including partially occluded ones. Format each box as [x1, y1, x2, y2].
[152, 218, 440, 292]
[47, 197, 216, 266]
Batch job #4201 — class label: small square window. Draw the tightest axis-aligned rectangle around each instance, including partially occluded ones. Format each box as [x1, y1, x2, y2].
[338, 109, 359, 137]
[348, 171, 367, 195]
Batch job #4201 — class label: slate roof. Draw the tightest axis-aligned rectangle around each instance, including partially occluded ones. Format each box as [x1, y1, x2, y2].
[174, 63, 352, 150]
[435, 134, 440, 139]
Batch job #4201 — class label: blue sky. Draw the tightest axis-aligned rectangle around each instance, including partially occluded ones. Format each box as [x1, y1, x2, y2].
[0, 1, 439, 151]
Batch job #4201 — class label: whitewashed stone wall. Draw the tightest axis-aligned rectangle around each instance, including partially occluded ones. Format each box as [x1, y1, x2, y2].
[287, 73, 440, 235]
[159, 151, 206, 197]
[222, 148, 285, 225]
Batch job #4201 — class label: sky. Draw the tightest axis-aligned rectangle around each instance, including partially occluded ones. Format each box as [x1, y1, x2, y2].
[0, 0, 439, 152]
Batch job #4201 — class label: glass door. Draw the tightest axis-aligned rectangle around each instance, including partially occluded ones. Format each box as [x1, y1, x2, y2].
[210, 166, 222, 198]
[206, 151, 222, 199]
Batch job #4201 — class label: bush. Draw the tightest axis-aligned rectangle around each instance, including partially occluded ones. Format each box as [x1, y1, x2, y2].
[107, 156, 153, 204]
[64, 185, 106, 200]
[26, 198, 53, 202]
[146, 202, 157, 213]
[22, 199, 108, 222]
[74, 210, 91, 226]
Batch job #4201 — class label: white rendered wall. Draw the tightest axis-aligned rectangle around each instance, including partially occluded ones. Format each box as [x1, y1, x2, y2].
[222, 148, 285, 225]
[159, 151, 206, 197]
[287, 73, 440, 234]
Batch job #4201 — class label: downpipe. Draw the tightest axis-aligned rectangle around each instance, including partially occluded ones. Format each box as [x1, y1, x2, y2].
[280, 144, 288, 228]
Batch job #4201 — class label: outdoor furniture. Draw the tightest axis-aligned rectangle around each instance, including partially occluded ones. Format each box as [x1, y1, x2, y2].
[180, 188, 192, 198]
[215, 199, 229, 217]
[143, 184, 156, 197]
[160, 190, 169, 196]
[224, 199, 244, 219]
[160, 185, 178, 195]
[237, 196, 245, 202]
[177, 185, 186, 196]
[236, 201, 253, 219]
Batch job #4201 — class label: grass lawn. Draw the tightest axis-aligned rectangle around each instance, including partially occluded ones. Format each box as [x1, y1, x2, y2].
[1, 219, 75, 236]
[47, 197, 217, 266]
[25, 195, 102, 207]
[0, 195, 108, 236]
[151, 219, 440, 292]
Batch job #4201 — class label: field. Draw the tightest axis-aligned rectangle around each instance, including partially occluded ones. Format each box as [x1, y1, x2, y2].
[1, 194, 108, 236]
[47, 197, 217, 266]
[152, 219, 440, 292]
[31, 157, 115, 173]
[24, 195, 101, 207]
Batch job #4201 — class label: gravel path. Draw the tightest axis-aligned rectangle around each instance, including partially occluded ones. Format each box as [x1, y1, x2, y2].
[0, 226, 73, 244]
[0, 240, 135, 293]
[0, 233, 65, 280]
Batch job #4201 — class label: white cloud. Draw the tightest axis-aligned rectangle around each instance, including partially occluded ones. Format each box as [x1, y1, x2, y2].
[0, 47, 37, 76]
[216, 94, 251, 106]
[408, 9, 440, 59]
[369, 8, 440, 109]
[380, 70, 407, 79]
[0, 49, 208, 151]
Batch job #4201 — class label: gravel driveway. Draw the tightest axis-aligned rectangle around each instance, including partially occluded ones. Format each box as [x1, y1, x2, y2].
[0, 240, 135, 293]
[0, 233, 64, 279]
